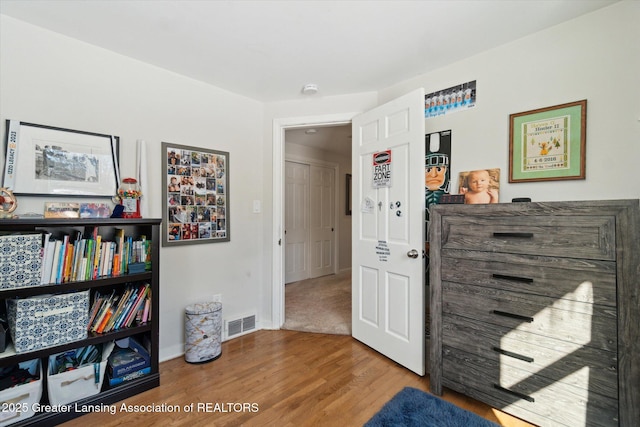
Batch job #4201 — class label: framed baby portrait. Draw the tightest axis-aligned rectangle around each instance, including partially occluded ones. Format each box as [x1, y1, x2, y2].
[509, 100, 586, 183]
[458, 168, 500, 204]
[161, 142, 230, 246]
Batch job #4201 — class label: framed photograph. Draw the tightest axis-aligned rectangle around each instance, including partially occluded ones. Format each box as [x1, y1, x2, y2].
[44, 202, 80, 218]
[3, 120, 120, 196]
[162, 142, 230, 246]
[458, 168, 500, 204]
[345, 174, 352, 216]
[509, 100, 586, 183]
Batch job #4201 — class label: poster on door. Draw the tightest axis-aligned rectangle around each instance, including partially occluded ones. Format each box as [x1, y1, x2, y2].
[372, 150, 392, 188]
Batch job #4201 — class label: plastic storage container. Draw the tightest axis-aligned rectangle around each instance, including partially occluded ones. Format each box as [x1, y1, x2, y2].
[184, 302, 222, 363]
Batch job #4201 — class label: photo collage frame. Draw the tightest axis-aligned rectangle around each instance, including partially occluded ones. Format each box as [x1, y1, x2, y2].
[161, 142, 230, 246]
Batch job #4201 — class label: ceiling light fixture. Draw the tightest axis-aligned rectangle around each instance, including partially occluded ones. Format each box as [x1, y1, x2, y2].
[305, 129, 317, 135]
[302, 83, 318, 95]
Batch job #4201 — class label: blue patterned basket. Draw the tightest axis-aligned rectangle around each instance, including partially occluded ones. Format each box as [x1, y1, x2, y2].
[0, 233, 43, 290]
[6, 290, 89, 353]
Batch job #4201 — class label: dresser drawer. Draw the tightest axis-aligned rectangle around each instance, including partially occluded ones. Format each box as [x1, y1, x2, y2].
[441, 254, 617, 306]
[442, 281, 617, 352]
[442, 347, 619, 427]
[442, 314, 618, 397]
[440, 215, 615, 260]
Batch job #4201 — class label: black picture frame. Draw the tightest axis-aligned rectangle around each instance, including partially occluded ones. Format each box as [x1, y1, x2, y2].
[3, 120, 120, 197]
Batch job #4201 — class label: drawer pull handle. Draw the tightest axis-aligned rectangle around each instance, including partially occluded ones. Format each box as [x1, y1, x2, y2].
[493, 384, 535, 402]
[493, 232, 534, 238]
[492, 346, 534, 363]
[492, 273, 534, 283]
[493, 310, 534, 323]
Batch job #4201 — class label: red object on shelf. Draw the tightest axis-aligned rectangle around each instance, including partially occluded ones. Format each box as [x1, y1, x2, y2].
[118, 178, 142, 218]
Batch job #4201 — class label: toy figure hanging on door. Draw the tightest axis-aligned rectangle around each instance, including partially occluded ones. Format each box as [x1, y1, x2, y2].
[425, 130, 451, 239]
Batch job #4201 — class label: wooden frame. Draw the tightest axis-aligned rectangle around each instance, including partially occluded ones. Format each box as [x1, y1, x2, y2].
[161, 142, 230, 246]
[3, 120, 120, 196]
[509, 100, 586, 183]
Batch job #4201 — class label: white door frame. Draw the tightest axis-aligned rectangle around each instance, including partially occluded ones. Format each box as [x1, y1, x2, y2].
[272, 113, 359, 328]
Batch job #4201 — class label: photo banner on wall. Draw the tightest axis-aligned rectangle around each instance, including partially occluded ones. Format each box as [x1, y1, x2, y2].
[161, 142, 230, 246]
[425, 80, 476, 118]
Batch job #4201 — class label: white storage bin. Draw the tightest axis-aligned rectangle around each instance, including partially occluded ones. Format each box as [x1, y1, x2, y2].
[47, 341, 114, 406]
[6, 290, 89, 353]
[0, 359, 42, 427]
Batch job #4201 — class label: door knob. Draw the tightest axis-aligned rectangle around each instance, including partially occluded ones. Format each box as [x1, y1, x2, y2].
[407, 249, 419, 259]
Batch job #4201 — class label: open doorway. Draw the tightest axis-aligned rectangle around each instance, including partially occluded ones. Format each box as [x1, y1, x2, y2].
[281, 125, 352, 334]
[271, 114, 355, 331]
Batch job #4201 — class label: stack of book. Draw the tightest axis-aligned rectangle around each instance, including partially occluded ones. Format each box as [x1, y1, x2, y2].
[40, 228, 152, 285]
[107, 337, 151, 386]
[88, 284, 151, 334]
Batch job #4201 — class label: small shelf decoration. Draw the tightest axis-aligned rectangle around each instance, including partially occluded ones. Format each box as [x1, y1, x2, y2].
[117, 177, 142, 218]
[0, 187, 17, 219]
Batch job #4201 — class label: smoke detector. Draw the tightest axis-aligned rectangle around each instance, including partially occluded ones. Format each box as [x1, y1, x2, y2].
[302, 84, 318, 95]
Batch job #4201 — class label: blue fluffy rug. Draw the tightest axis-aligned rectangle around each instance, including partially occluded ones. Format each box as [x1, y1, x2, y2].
[364, 387, 500, 427]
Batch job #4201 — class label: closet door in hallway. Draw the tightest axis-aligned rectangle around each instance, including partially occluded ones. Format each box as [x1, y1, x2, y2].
[285, 161, 335, 284]
[309, 164, 335, 278]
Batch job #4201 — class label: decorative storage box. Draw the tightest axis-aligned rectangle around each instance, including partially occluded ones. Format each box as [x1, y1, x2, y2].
[0, 359, 42, 427]
[6, 291, 89, 353]
[0, 233, 43, 290]
[47, 341, 114, 406]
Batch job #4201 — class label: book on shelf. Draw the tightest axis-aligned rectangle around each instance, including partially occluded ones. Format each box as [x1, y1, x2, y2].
[41, 234, 56, 285]
[88, 284, 151, 333]
[37, 228, 152, 285]
[108, 366, 151, 386]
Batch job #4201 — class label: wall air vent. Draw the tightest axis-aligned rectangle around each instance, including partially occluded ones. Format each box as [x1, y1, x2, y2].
[225, 314, 257, 339]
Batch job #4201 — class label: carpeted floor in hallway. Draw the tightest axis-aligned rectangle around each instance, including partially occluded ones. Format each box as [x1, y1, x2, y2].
[282, 270, 351, 335]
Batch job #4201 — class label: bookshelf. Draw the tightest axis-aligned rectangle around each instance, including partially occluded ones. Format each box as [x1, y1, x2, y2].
[0, 218, 161, 426]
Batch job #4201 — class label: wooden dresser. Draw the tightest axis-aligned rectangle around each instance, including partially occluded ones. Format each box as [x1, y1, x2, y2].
[428, 200, 639, 427]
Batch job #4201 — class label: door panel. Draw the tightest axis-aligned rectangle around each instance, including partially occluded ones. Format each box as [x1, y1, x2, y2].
[309, 165, 335, 278]
[285, 161, 310, 283]
[352, 88, 425, 375]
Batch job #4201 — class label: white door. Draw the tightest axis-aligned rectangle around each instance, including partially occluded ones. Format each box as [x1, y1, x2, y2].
[285, 161, 310, 283]
[309, 165, 335, 278]
[352, 88, 426, 375]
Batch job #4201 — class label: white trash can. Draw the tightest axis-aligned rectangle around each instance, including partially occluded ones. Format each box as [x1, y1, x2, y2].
[185, 302, 222, 363]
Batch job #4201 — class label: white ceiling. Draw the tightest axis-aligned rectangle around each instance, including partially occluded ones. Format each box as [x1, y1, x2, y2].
[0, 0, 617, 103]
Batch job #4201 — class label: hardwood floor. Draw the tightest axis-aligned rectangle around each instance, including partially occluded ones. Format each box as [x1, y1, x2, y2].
[61, 330, 534, 426]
